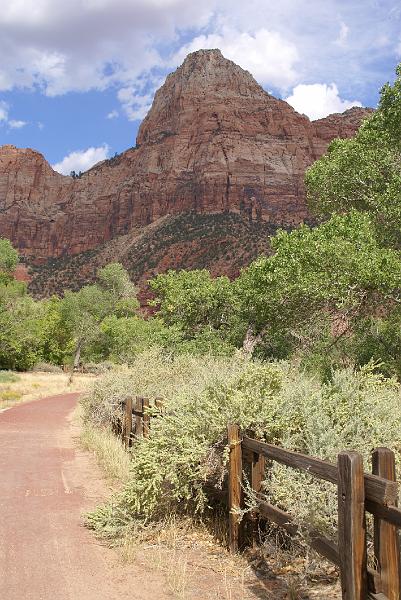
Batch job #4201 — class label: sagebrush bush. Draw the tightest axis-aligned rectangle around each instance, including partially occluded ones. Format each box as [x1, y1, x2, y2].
[84, 353, 401, 545]
[81, 348, 246, 430]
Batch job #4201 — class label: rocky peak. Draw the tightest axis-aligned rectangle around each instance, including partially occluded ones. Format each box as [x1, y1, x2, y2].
[136, 48, 270, 145]
[167, 48, 264, 96]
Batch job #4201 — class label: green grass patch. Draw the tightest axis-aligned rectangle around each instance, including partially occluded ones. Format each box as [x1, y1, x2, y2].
[0, 371, 20, 384]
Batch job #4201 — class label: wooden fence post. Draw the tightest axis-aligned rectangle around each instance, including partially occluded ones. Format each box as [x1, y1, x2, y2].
[228, 424, 243, 553]
[123, 397, 133, 449]
[143, 398, 150, 438]
[372, 447, 401, 600]
[135, 397, 144, 437]
[337, 451, 367, 600]
[251, 450, 265, 547]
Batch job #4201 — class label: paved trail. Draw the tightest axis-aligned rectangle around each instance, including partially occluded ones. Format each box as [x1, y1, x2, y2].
[0, 393, 172, 600]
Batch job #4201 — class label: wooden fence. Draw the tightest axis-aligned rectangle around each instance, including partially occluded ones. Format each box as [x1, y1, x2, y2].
[118, 399, 401, 599]
[120, 396, 163, 448]
[228, 424, 401, 600]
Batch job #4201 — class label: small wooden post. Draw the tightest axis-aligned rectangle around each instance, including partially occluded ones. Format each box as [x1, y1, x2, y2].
[251, 450, 266, 547]
[124, 397, 133, 448]
[135, 397, 144, 437]
[228, 424, 243, 553]
[142, 398, 150, 438]
[337, 451, 367, 600]
[372, 448, 401, 600]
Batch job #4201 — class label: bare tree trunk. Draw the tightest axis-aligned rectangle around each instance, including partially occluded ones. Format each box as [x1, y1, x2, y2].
[242, 326, 264, 357]
[73, 339, 82, 371]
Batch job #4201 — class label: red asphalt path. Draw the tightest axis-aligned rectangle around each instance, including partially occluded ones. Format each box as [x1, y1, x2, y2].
[0, 393, 171, 600]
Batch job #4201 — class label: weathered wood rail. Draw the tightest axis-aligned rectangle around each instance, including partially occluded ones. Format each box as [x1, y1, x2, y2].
[228, 425, 401, 600]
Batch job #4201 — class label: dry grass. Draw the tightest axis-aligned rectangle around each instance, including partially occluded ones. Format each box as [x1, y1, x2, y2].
[0, 371, 95, 410]
[80, 420, 131, 482]
[118, 516, 258, 600]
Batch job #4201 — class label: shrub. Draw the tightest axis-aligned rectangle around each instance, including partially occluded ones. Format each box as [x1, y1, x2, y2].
[0, 389, 22, 407]
[82, 361, 114, 375]
[81, 348, 246, 431]
[86, 357, 401, 545]
[32, 361, 63, 373]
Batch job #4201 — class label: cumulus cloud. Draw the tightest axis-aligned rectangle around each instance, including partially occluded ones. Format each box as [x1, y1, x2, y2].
[107, 110, 119, 119]
[52, 144, 110, 175]
[285, 83, 362, 120]
[117, 87, 154, 121]
[173, 27, 299, 89]
[0, 0, 398, 124]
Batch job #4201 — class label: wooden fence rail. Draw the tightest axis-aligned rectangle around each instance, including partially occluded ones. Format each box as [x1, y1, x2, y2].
[228, 425, 401, 600]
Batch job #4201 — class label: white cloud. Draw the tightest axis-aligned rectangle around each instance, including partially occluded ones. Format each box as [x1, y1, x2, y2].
[285, 83, 362, 120]
[117, 87, 153, 121]
[0, 101, 8, 122]
[173, 27, 299, 89]
[0, 0, 215, 96]
[107, 110, 119, 119]
[8, 119, 27, 129]
[0, 0, 398, 123]
[52, 144, 110, 175]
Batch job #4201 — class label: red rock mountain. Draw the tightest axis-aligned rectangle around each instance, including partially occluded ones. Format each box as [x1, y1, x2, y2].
[0, 49, 371, 295]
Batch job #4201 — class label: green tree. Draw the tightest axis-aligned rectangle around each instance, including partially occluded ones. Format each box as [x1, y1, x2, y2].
[150, 269, 236, 341]
[99, 315, 181, 362]
[306, 64, 401, 247]
[235, 211, 401, 357]
[60, 263, 138, 368]
[0, 238, 19, 273]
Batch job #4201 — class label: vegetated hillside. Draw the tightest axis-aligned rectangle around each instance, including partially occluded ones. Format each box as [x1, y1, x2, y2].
[28, 211, 282, 303]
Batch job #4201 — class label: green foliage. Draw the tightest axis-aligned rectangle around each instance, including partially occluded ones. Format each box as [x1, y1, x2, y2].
[0, 238, 19, 273]
[150, 269, 235, 337]
[235, 211, 401, 355]
[60, 263, 138, 364]
[98, 315, 181, 362]
[306, 63, 401, 247]
[0, 296, 47, 370]
[97, 263, 138, 303]
[85, 356, 401, 542]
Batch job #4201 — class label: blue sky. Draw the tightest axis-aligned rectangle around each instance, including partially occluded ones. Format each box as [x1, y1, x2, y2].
[0, 0, 400, 174]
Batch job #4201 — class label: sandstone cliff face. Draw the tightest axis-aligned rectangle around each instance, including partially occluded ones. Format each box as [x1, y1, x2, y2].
[0, 49, 371, 264]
